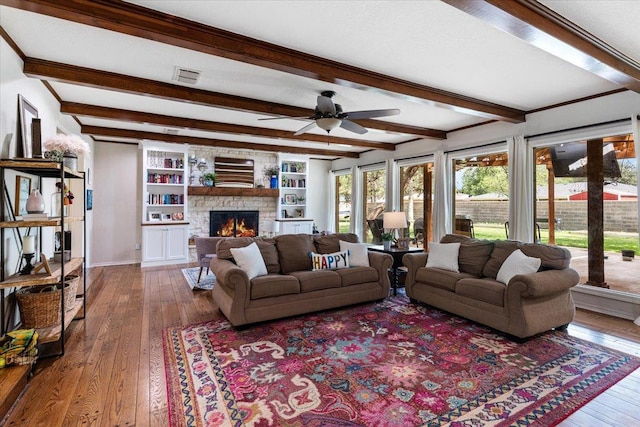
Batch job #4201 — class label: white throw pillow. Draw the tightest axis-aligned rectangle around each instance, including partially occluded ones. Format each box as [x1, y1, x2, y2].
[426, 242, 461, 272]
[230, 242, 268, 280]
[496, 249, 541, 285]
[339, 240, 370, 267]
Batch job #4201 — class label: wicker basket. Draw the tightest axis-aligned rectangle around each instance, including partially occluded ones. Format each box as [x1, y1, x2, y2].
[62, 273, 80, 311]
[16, 285, 61, 329]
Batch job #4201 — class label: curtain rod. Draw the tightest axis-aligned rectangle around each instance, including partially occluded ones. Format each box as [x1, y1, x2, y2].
[445, 140, 506, 155]
[356, 161, 386, 169]
[525, 117, 631, 140]
[331, 167, 352, 174]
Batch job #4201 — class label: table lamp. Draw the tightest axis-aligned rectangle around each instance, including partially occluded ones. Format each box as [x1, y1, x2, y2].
[383, 211, 408, 248]
[263, 220, 280, 238]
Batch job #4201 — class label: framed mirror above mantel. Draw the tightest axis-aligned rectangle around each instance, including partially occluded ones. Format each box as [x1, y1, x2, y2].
[187, 186, 279, 197]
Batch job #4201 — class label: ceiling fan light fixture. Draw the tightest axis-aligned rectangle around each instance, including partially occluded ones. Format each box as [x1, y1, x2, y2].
[316, 117, 341, 133]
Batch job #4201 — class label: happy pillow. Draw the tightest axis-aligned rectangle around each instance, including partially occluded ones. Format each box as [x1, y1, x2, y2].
[310, 250, 350, 271]
[426, 242, 460, 272]
[496, 249, 541, 285]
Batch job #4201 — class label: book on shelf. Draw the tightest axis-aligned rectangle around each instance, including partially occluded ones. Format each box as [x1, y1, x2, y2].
[16, 213, 50, 220]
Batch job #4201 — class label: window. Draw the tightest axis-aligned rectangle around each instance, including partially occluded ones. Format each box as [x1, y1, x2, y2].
[399, 162, 433, 247]
[362, 168, 386, 244]
[534, 135, 638, 295]
[453, 151, 509, 240]
[334, 172, 352, 233]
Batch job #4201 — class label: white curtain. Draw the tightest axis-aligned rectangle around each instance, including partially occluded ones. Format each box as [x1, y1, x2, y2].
[507, 134, 534, 242]
[432, 150, 450, 242]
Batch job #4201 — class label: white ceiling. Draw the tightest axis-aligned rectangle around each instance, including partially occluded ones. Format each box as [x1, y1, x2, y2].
[1, 0, 638, 159]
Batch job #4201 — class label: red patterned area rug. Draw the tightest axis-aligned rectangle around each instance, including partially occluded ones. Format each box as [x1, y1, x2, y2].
[163, 297, 639, 426]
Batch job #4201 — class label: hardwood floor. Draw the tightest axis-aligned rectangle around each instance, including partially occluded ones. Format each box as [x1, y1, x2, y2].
[1, 264, 639, 426]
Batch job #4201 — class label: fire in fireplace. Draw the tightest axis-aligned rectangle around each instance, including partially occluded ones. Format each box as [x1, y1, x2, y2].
[210, 210, 259, 237]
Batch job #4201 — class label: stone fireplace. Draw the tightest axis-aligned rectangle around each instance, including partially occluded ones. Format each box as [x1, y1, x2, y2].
[210, 210, 259, 237]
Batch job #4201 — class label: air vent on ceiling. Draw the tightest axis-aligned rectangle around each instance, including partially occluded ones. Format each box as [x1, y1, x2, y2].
[173, 67, 201, 85]
[164, 128, 180, 135]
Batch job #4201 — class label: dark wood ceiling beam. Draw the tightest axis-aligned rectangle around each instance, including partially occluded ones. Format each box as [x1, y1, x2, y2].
[81, 125, 359, 158]
[443, 0, 640, 93]
[61, 102, 397, 150]
[3, 0, 525, 123]
[24, 58, 443, 139]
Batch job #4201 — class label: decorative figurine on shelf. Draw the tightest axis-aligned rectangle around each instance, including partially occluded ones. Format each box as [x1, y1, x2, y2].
[51, 182, 74, 217]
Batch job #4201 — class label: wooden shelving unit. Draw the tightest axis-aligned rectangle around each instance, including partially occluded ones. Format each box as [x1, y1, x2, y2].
[0, 158, 86, 356]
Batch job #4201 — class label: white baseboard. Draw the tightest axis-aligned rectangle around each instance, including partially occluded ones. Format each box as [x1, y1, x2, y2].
[89, 260, 139, 268]
[571, 284, 640, 320]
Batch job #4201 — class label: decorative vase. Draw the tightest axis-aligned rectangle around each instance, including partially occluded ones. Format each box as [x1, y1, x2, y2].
[26, 189, 45, 214]
[270, 175, 278, 189]
[51, 190, 68, 217]
[63, 151, 78, 171]
[383, 240, 391, 251]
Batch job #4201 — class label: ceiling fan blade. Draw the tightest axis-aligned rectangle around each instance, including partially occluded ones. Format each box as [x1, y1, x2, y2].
[343, 108, 400, 120]
[294, 122, 318, 135]
[340, 119, 368, 135]
[316, 95, 336, 115]
[258, 115, 311, 121]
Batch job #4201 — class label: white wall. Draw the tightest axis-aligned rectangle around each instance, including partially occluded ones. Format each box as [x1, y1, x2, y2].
[1, 37, 93, 275]
[91, 142, 139, 266]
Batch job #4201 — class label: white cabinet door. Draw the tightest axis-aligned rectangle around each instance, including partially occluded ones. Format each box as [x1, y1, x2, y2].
[165, 225, 188, 260]
[143, 227, 166, 263]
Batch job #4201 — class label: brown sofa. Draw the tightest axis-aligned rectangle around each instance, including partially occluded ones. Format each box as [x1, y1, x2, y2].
[403, 234, 580, 339]
[210, 233, 393, 326]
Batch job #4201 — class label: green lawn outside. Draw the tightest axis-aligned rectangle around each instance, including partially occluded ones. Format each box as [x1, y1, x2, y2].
[472, 222, 640, 253]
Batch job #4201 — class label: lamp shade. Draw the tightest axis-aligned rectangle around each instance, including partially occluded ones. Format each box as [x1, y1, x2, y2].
[383, 211, 407, 229]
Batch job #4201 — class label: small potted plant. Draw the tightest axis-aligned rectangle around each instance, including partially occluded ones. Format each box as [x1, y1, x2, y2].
[202, 172, 217, 187]
[263, 165, 280, 188]
[381, 232, 394, 250]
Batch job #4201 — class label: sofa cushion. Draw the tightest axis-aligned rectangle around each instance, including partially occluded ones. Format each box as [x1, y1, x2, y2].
[426, 242, 460, 272]
[230, 242, 268, 279]
[276, 234, 315, 273]
[310, 250, 350, 270]
[339, 240, 370, 267]
[216, 237, 255, 259]
[455, 277, 505, 307]
[415, 267, 475, 292]
[336, 266, 379, 286]
[496, 249, 541, 284]
[290, 270, 342, 292]
[521, 243, 571, 270]
[314, 233, 359, 254]
[217, 237, 280, 274]
[482, 240, 521, 279]
[441, 234, 494, 277]
[250, 275, 300, 299]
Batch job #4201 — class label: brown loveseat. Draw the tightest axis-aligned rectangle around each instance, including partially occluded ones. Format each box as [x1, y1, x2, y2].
[210, 233, 393, 326]
[403, 234, 580, 339]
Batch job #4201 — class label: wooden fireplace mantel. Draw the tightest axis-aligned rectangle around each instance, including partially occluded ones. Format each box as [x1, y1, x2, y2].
[187, 186, 279, 197]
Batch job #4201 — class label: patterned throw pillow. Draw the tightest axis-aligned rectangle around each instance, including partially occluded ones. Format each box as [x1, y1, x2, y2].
[310, 250, 350, 271]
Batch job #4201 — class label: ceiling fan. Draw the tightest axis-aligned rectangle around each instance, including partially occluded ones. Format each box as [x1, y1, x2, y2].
[260, 91, 400, 136]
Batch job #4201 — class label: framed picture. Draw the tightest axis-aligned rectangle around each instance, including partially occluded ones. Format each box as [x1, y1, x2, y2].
[161, 213, 172, 221]
[148, 211, 162, 222]
[86, 189, 93, 211]
[18, 95, 38, 158]
[14, 175, 31, 216]
[172, 212, 184, 221]
[284, 194, 297, 204]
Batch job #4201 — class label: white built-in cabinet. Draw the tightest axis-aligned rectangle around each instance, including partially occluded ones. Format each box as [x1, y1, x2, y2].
[141, 141, 188, 267]
[276, 154, 313, 234]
